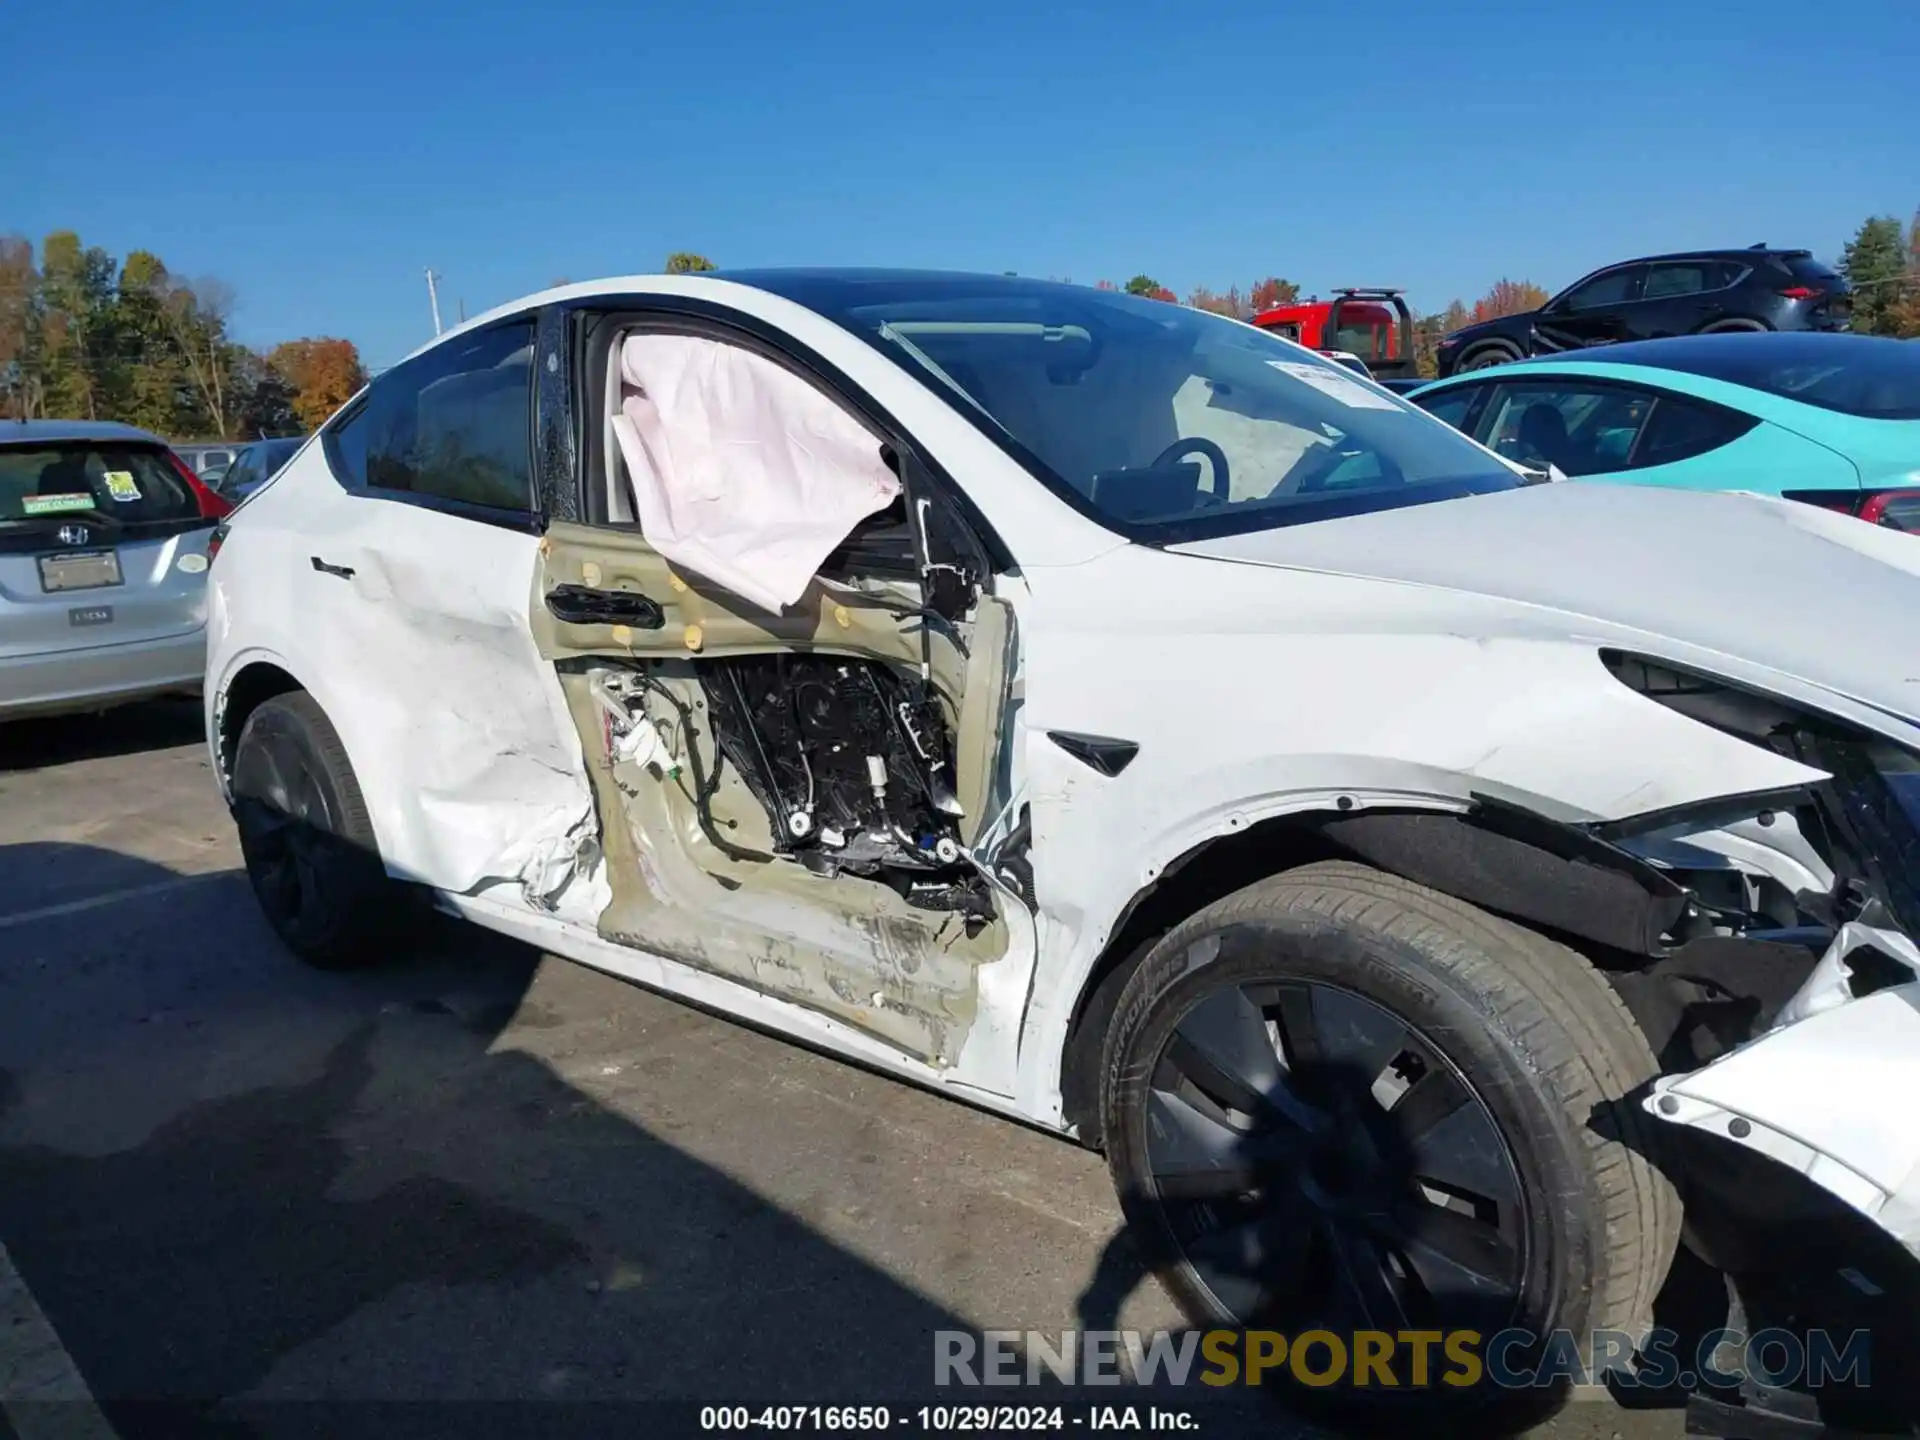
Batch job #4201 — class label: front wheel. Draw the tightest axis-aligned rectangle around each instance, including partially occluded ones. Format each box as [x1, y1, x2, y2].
[1100, 862, 1676, 1422]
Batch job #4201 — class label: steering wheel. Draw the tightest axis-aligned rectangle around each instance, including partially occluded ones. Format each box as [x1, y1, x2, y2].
[1150, 437, 1231, 505]
[1295, 441, 1406, 494]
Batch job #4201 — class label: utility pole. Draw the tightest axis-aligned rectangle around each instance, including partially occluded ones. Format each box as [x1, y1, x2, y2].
[425, 269, 444, 336]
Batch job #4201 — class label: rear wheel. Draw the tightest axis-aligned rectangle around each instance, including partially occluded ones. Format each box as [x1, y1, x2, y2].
[1100, 862, 1676, 1425]
[1457, 341, 1522, 371]
[1698, 317, 1768, 334]
[231, 691, 418, 967]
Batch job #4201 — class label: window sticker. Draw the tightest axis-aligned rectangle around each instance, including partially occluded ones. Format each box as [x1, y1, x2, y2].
[22, 493, 96, 516]
[1266, 360, 1400, 410]
[103, 469, 142, 502]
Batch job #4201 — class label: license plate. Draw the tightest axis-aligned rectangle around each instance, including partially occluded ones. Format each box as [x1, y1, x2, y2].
[37, 549, 123, 593]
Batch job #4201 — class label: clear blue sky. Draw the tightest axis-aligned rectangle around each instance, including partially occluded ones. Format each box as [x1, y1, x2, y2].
[8, 0, 1916, 369]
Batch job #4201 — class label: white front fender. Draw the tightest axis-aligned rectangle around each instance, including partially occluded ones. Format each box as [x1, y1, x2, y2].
[1011, 545, 1834, 1127]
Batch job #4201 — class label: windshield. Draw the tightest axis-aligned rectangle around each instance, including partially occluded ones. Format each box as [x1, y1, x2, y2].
[262, 438, 302, 472]
[752, 274, 1522, 541]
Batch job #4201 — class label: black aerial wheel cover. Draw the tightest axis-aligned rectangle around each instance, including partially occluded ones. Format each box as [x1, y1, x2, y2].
[230, 692, 411, 967]
[1097, 873, 1657, 1432]
[1141, 969, 1529, 1342]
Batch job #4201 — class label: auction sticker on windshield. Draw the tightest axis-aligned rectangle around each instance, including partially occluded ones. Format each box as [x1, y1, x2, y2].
[1266, 360, 1399, 410]
[21, 493, 96, 516]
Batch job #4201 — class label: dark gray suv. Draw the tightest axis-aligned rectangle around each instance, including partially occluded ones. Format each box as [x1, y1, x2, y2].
[1436, 245, 1853, 377]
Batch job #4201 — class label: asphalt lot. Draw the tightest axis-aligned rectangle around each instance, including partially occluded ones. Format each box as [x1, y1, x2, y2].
[0, 702, 1685, 1440]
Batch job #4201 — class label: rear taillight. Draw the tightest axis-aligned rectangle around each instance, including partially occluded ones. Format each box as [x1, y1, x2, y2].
[1783, 489, 1859, 514]
[1858, 489, 1920, 532]
[1777, 286, 1821, 301]
[207, 521, 230, 563]
[166, 450, 233, 520]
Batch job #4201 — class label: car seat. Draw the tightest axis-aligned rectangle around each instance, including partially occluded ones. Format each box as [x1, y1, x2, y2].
[1516, 404, 1571, 472]
[34, 455, 95, 496]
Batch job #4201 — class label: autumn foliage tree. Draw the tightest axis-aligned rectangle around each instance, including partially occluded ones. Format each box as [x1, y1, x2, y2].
[1887, 210, 1920, 338]
[1186, 285, 1248, 318]
[664, 252, 716, 274]
[1470, 279, 1551, 323]
[1247, 277, 1300, 311]
[269, 338, 368, 429]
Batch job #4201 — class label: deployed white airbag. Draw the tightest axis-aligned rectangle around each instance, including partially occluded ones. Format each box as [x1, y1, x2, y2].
[611, 334, 902, 613]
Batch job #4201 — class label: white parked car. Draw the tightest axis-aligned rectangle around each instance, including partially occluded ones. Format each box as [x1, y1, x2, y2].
[206, 271, 1920, 1413]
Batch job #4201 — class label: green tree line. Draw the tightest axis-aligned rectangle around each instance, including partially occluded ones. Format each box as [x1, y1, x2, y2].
[0, 230, 367, 438]
[1838, 211, 1920, 337]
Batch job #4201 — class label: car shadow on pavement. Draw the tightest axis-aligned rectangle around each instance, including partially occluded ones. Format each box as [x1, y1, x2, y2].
[0, 841, 1301, 1440]
[0, 698, 205, 772]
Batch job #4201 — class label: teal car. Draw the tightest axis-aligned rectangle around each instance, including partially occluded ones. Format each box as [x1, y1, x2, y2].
[1408, 332, 1920, 532]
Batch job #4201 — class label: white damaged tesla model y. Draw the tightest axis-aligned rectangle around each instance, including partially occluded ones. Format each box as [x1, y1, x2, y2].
[204, 270, 1920, 1411]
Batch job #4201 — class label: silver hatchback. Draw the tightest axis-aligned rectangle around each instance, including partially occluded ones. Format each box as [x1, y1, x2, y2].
[0, 420, 229, 721]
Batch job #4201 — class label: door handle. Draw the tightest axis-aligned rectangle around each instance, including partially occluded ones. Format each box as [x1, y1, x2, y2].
[544, 584, 665, 629]
[310, 556, 356, 580]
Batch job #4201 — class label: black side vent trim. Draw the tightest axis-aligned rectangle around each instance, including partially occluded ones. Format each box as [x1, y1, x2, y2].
[1047, 731, 1140, 777]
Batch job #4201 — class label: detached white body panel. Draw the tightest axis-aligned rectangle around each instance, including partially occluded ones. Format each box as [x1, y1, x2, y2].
[1649, 931, 1920, 1258]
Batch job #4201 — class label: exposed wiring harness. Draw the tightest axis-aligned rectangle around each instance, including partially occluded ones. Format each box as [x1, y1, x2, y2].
[627, 671, 776, 865]
[817, 577, 969, 659]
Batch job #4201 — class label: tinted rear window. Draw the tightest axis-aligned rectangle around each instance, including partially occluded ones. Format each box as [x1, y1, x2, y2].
[1786, 255, 1844, 285]
[0, 444, 198, 525]
[1604, 335, 1920, 419]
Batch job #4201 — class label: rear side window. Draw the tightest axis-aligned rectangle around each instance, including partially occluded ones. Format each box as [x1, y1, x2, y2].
[1480, 383, 1655, 476]
[1632, 396, 1758, 468]
[1785, 255, 1844, 285]
[328, 320, 535, 512]
[1644, 263, 1713, 300]
[0, 444, 198, 526]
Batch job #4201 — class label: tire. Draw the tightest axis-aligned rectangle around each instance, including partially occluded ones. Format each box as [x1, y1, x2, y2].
[230, 691, 418, 968]
[1457, 341, 1521, 371]
[1100, 861, 1677, 1423]
[1697, 318, 1768, 334]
